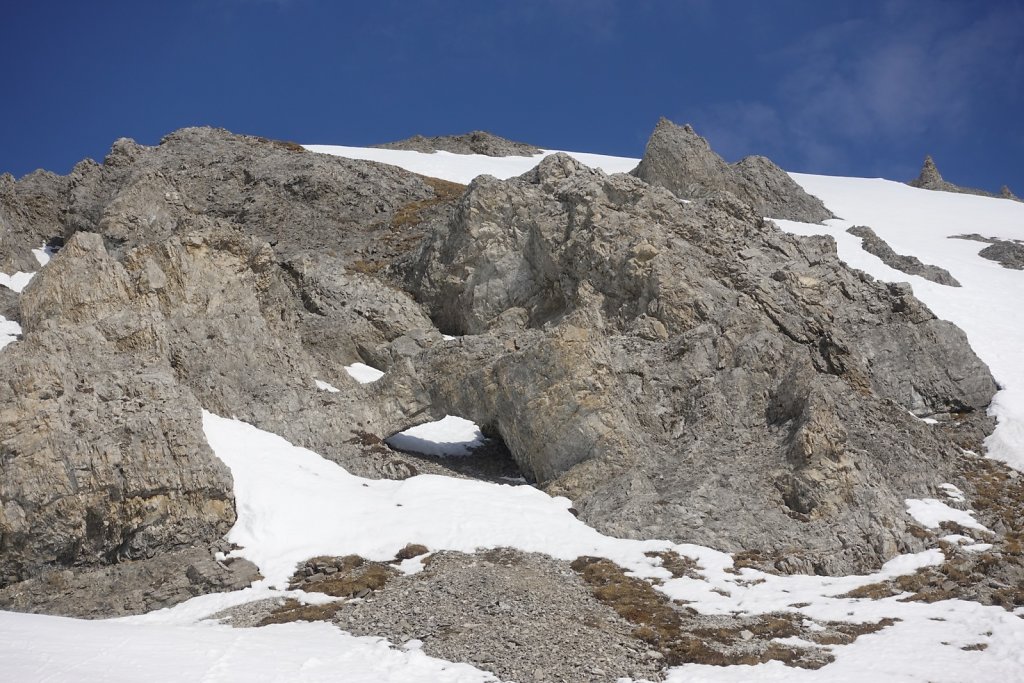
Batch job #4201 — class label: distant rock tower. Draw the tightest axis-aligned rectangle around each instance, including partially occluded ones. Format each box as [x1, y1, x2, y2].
[907, 155, 1019, 201]
[909, 155, 953, 191]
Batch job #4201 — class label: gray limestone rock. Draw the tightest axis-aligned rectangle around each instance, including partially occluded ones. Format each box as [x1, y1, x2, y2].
[631, 118, 834, 223]
[0, 542, 260, 618]
[847, 225, 961, 286]
[0, 233, 237, 584]
[978, 241, 1024, 270]
[375, 130, 542, 157]
[406, 151, 996, 573]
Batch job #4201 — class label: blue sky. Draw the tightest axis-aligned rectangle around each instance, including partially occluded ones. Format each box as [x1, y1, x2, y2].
[3, 1, 1022, 193]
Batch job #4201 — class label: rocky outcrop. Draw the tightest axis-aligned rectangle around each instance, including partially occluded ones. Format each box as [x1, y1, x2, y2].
[0, 130, 474, 598]
[405, 152, 996, 573]
[631, 118, 834, 223]
[909, 155, 1021, 202]
[979, 241, 1024, 270]
[949, 234, 1024, 270]
[374, 130, 542, 157]
[0, 542, 260, 618]
[847, 225, 961, 286]
[0, 171, 67, 273]
[0, 233, 236, 584]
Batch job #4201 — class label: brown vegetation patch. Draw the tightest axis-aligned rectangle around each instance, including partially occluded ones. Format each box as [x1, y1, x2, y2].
[258, 598, 342, 626]
[809, 618, 898, 646]
[646, 550, 701, 579]
[392, 176, 466, 230]
[288, 555, 398, 598]
[841, 581, 901, 600]
[251, 135, 306, 153]
[395, 543, 429, 561]
[570, 556, 832, 669]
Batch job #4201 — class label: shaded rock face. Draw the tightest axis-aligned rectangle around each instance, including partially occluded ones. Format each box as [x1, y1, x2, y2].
[847, 225, 961, 286]
[374, 130, 542, 157]
[909, 155, 1021, 202]
[406, 153, 996, 573]
[631, 118, 834, 223]
[0, 542, 260, 618]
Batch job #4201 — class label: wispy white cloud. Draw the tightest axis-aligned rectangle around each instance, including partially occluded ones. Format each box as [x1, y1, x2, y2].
[692, 2, 1024, 172]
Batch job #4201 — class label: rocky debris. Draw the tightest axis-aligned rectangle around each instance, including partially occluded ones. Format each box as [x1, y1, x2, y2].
[908, 155, 1020, 202]
[218, 548, 902, 681]
[846, 225, 961, 286]
[286, 554, 398, 599]
[631, 118, 833, 223]
[949, 234, 1024, 270]
[405, 151, 996, 573]
[323, 549, 666, 683]
[374, 130, 542, 157]
[0, 541, 260, 618]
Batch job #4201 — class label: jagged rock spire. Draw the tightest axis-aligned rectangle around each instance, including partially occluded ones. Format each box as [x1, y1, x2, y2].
[910, 155, 945, 189]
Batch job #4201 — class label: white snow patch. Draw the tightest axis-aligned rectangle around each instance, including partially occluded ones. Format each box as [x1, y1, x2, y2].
[0, 316, 21, 350]
[314, 379, 340, 393]
[386, 415, 486, 456]
[32, 245, 54, 267]
[909, 411, 939, 425]
[0, 244, 53, 293]
[344, 362, 385, 384]
[938, 483, 966, 503]
[963, 543, 994, 553]
[905, 498, 989, 533]
[0, 270, 35, 293]
[303, 145, 638, 185]
[0, 609, 497, 683]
